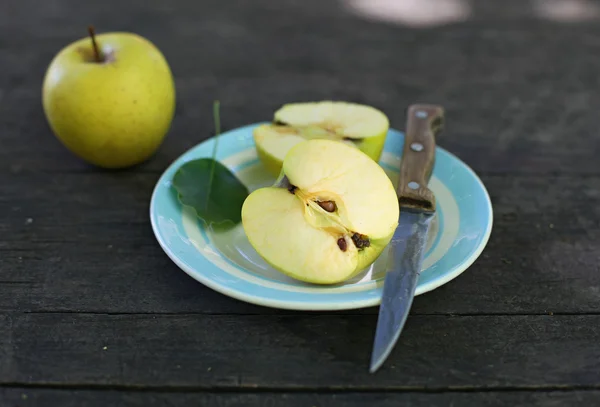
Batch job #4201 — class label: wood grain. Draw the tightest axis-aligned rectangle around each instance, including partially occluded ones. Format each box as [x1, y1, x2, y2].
[1, 388, 598, 407]
[1, 313, 599, 389]
[3, 0, 600, 401]
[397, 104, 444, 211]
[2, 0, 600, 175]
[1, 173, 598, 315]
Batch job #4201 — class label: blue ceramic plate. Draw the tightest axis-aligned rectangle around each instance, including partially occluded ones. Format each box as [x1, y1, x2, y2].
[150, 123, 493, 310]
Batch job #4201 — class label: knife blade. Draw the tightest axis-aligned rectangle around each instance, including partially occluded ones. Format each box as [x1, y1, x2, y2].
[369, 103, 445, 373]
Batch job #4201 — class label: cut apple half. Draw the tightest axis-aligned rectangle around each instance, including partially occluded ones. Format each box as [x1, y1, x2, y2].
[253, 101, 390, 176]
[241, 139, 400, 285]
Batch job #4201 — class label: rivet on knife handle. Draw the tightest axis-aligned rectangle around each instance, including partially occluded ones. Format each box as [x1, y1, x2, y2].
[397, 104, 444, 212]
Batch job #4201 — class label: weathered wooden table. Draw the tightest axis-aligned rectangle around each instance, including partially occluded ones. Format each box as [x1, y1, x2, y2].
[2, 0, 600, 405]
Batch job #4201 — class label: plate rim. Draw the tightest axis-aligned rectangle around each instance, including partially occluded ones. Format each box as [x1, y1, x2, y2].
[149, 123, 493, 310]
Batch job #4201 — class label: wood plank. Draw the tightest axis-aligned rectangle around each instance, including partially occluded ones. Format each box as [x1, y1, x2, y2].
[1, 313, 600, 389]
[1, 388, 599, 407]
[2, 1, 600, 175]
[1, 173, 599, 315]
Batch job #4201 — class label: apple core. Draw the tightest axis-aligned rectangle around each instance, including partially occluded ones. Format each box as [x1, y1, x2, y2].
[241, 138, 400, 284]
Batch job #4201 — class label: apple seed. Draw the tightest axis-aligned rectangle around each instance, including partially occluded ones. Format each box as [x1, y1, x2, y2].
[317, 200, 336, 212]
[337, 237, 347, 252]
[351, 233, 370, 249]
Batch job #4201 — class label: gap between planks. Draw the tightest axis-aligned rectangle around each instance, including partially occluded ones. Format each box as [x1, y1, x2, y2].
[12, 311, 600, 317]
[1, 382, 600, 394]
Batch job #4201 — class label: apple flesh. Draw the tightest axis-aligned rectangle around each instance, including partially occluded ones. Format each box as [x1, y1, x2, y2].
[253, 123, 359, 176]
[254, 101, 389, 177]
[242, 139, 400, 284]
[42, 31, 175, 169]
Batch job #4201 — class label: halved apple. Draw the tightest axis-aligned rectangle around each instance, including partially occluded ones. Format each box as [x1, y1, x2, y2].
[241, 139, 399, 285]
[254, 101, 389, 176]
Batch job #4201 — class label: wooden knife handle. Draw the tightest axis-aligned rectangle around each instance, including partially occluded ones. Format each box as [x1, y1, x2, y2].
[397, 104, 444, 212]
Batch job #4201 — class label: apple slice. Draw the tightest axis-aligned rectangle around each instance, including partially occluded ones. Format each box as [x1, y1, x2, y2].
[241, 139, 399, 284]
[254, 101, 389, 176]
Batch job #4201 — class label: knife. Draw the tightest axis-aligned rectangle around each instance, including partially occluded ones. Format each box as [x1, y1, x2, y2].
[369, 103, 445, 373]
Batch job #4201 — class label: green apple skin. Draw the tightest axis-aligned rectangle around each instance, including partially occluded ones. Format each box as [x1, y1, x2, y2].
[351, 129, 387, 166]
[42, 32, 175, 169]
[255, 136, 288, 177]
[254, 124, 388, 178]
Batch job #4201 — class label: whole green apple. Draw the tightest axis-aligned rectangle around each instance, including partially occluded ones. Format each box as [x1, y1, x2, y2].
[42, 29, 175, 168]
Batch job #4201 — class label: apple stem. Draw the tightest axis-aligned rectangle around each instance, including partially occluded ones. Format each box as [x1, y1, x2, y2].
[87, 25, 103, 63]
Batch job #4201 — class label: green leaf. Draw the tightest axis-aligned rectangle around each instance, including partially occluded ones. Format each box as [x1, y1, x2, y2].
[172, 158, 248, 227]
[171, 100, 249, 228]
